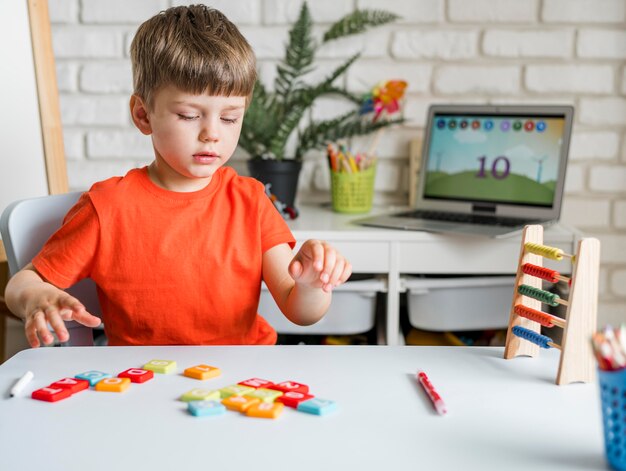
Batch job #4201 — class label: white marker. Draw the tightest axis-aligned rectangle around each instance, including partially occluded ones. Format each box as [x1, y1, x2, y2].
[10, 371, 34, 397]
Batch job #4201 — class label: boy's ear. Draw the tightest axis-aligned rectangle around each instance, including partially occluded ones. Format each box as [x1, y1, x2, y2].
[130, 95, 152, 135]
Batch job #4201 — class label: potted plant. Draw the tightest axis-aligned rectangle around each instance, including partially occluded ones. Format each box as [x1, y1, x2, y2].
[239, 2, 403, 210]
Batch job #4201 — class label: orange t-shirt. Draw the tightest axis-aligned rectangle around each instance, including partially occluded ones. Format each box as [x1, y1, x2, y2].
[32, 166, 295, 346]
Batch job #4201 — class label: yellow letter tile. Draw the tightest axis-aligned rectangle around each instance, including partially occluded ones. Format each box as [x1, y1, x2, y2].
[219, 384, 255, 398]
[180, 388, 221, 402]
[245, 388, 283, 403]
[143, 360, 177, 374]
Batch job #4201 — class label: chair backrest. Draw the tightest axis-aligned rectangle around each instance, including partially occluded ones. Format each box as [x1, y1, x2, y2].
[0, 192, 101, 346]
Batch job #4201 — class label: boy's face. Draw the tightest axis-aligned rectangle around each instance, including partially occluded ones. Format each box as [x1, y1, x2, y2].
[132, 85, 246, 191]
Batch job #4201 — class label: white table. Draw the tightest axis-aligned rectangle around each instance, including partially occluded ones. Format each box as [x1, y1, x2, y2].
[289, 205, 580, 345]
[0, 346, 606, 471]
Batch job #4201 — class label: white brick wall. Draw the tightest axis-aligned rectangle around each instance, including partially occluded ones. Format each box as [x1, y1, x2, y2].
[483, 30, 573, 58]
[542, 0, 626, 23]
[47, 0, 626, 325]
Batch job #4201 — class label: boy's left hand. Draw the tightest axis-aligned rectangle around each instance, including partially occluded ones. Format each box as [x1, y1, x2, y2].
[288, 240, 352, 292]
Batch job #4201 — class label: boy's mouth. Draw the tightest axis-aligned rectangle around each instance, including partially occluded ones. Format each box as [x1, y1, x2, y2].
[193, 152, 219, 164]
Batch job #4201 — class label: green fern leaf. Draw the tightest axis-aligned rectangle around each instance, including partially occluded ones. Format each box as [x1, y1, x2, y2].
[322, 10, 400, 43]
[274, 3, 316, 101]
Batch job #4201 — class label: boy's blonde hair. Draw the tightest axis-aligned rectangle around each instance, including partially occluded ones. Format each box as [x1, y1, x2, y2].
[130, 4, 256, 108]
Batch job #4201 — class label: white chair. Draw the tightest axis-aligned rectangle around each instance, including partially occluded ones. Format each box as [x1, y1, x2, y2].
[0, 192, 102, 346]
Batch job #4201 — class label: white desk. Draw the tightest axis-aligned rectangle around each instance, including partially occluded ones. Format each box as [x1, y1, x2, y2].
[0, 346, 605, 471]
[289, 205, 579, 345]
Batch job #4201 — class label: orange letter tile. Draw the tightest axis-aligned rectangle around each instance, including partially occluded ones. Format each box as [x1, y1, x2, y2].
[246, 402, 284, 419]
[183, 364, 221, 380]
[95, 377, 131, 393]
[222, 395, 260, 412]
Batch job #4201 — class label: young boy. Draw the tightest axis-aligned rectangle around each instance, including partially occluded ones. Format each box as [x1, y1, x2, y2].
[5, 5, 351, 348]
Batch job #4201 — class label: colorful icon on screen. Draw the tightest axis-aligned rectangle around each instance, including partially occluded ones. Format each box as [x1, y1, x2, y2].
[448, 120, 457, 129]
[524, 121, 535, 131]
[484, 120, 494, 130]
[536, 121, 546, 132]
[500, 120, 510, 131]
[471, 120, 480, 129]
[513, 121, 522, 131]
[460, 120, 468, 129]
[437, 119, 446, 129]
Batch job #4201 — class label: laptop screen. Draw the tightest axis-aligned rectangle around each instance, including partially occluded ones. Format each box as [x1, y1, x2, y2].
[423, 111, 569, 208]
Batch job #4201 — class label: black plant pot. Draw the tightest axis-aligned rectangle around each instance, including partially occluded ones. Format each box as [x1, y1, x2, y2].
[247, 159, 302, 208]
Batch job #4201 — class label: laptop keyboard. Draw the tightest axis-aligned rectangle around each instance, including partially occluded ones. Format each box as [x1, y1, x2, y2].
[397, 210, 533, 227]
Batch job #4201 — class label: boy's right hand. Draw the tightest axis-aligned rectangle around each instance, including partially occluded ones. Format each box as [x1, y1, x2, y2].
[21, 284, 101, 348]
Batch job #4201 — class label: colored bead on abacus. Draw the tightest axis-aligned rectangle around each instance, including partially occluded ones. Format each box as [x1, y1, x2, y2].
[517, 284, 561, 307]
[524, 242, 564, 261]
[514, 304, 556, 327]
[512, 325, 554, 349]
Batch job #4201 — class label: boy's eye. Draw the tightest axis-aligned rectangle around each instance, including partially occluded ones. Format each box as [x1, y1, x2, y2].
[221, 117, 238, 124]
[177, 114, 198, 121]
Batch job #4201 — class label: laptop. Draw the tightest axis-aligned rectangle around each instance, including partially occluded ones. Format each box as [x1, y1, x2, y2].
[356, 104, 574, 238]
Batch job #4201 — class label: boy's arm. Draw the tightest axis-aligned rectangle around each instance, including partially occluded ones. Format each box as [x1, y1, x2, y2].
[4, 263, 101, 348]
[262, 240, 352, 326]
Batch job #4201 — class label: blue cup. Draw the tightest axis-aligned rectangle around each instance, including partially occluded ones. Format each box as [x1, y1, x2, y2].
[599, 368, 626, 471]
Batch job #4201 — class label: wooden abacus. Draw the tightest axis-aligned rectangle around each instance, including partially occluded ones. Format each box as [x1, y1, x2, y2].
[503, 225, 600, 385]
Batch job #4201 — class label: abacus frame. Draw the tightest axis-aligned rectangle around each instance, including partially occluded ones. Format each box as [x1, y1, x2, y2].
[503, 225, 600, 385]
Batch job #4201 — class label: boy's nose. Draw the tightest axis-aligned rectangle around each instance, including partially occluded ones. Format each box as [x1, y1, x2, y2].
[199, 125, 218, 142]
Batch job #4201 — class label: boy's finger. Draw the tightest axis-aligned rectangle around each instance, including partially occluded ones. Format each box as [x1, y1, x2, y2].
[71, 308, 102, 327]
[44, 307, 69, 343]
[307, 240, 325, 271]
[339, 262, 352, 284]
[59, 296, 86, 314]
[33, 311, 54, 345]
[320, 246, 337, 283]
[25, 323, 41, 348]
[288, 259, 303, 280]
[327, 258, 345, 286]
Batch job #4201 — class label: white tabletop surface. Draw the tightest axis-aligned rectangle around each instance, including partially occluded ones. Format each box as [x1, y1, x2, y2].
[0, 346, 607, 471]
[288, 204, 579, 242]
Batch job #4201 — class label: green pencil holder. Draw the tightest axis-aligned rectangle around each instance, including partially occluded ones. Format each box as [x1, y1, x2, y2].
[599, 368, 626, 471]
[330, 164, 376, 214]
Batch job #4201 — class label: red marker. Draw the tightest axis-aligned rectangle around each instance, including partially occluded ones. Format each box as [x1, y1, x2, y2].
[417, 370, 447, 416]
